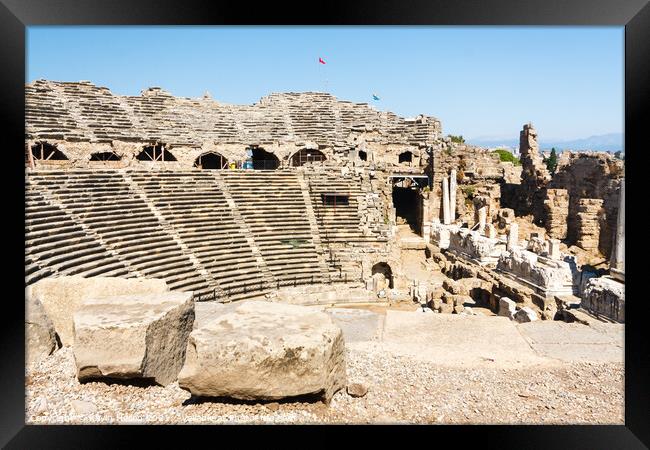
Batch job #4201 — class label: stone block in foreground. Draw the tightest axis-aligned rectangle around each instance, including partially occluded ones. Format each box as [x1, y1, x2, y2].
[498, 297, 517, 319]
[30, 276, 169, 346]
[25, 291, 58, 365]
[73, 292, 194, 386]
[178, 301, 347, 403]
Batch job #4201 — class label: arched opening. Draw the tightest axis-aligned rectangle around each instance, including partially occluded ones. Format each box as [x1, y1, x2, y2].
[31, 142, 68, 161]
[358, 150, 368, 161]
[398, 151, 413, 164]
[250, 147, 280, 170]
[371, 262, 394, 289]
[290, 148, 327, 167]
[90, 151, 121, 161]
[194, 152, 228, 169]
[136, 143, 176, 162]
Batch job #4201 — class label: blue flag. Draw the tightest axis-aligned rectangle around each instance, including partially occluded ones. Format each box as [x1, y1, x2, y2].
[372, 94, 380, 101]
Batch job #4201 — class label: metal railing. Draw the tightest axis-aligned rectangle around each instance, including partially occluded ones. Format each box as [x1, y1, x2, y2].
[192, 272, 353, 303]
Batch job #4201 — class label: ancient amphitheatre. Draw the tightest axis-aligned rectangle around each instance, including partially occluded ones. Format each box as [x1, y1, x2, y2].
[25, 79, 624, 424]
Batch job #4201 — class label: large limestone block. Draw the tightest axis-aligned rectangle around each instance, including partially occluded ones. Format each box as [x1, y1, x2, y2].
[498, 297, 517, 319]
[25, 288, 58, 365]
[178, 301, 347, 402]
[73, 292, 194, 385]
[582, 276, 625, 322]
[514, 307, 538, 323]
[30, 276, 169, 346]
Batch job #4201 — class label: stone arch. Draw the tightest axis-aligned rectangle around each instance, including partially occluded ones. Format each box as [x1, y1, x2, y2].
[90, 151, 121, 161]
[398, 150, 413, 164]
[194, 151, 228, 169]
[31, 141, 68, 161]
[371, 262, 394, 289]
[136, 143, 177, 162]
[290, 148, 327, 167]
[249, 146, 280, 170]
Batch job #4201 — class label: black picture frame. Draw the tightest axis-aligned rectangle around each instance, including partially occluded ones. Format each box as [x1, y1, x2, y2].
[2, 0, 647, 447]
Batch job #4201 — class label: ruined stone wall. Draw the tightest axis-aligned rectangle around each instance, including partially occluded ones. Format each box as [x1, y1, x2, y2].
[517, 123, 551, 223]
[26, 80, 441, 170]
[501, 162, 522, 184]
[575, 199, 604, 253]
[549, 152, 624, 254]
[543, 189, 569, 239]
[429, 141, 505, 224]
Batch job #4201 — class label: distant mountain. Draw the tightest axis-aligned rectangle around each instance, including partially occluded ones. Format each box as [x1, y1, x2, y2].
[466, 133, 623, 152]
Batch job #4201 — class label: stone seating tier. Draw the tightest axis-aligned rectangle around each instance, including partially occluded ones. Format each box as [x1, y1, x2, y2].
[26, 169, 388, 299]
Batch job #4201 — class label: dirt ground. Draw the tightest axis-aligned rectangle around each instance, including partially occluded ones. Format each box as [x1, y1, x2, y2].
[25, 304, 624, 425]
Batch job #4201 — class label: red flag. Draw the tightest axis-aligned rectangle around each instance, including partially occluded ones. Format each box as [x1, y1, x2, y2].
[319, 57, 326, 65]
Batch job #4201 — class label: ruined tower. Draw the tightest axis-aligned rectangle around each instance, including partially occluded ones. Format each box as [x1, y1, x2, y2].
[518, 123, 550, 223]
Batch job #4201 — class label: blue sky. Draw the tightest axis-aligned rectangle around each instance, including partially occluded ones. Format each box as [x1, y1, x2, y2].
[27, 26, 623, 141]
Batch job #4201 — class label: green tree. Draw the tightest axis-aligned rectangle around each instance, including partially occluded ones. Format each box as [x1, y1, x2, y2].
[494, 148, 521, 166]
[448, 134, 465, 144]
[546, 147, 558, 174]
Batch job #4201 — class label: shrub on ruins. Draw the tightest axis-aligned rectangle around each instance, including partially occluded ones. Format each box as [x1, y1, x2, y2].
[448, 134, 465, 144]
[544, 148, 558, 174]
[460, 185, 476, 199]
[494, 148, 521, 166]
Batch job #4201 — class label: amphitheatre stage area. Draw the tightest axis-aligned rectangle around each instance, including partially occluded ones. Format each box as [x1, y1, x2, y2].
[24, 80, 625, 425]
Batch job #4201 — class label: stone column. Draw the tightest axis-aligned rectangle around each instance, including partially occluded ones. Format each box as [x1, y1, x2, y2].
[478, 206, 487, 235]
[486, 224, 497, 239]
[442, 176, 450, 225]
[449, 169, 457, 223]
[548, 239, 561, 260]
[507, 223, 519, 251]
[610, 182, 625, 282]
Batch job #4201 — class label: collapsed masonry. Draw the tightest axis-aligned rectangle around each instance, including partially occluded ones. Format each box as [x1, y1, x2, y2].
[426, 123, 624, 322]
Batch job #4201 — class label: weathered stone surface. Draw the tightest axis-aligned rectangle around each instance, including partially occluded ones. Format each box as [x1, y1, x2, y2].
[26, 80, 442, 155]
[73, 292, 194, 386]
[193, 301, 227, 329]
[25, 289, 58, 365]
[550, 152, 623, 250]
[430, 221, 451, 249]
[514, 307, 538, 323]
[517, 123, 551, 220]
[582, 276, 625, 323]
[442, 279, 461, 295]
[576, 199, 604, 251]
[609, 181, 624, 281]
[178, 301, 347, 402]
[453, 295, 475, 306]
[497, 248, 574, 297]
[544, 189, 569, 239]
[448, 227, 504, 264]
[31, 276, 169, 346]
[498, 297, 517, 319]
[347, 383, 369, 398]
